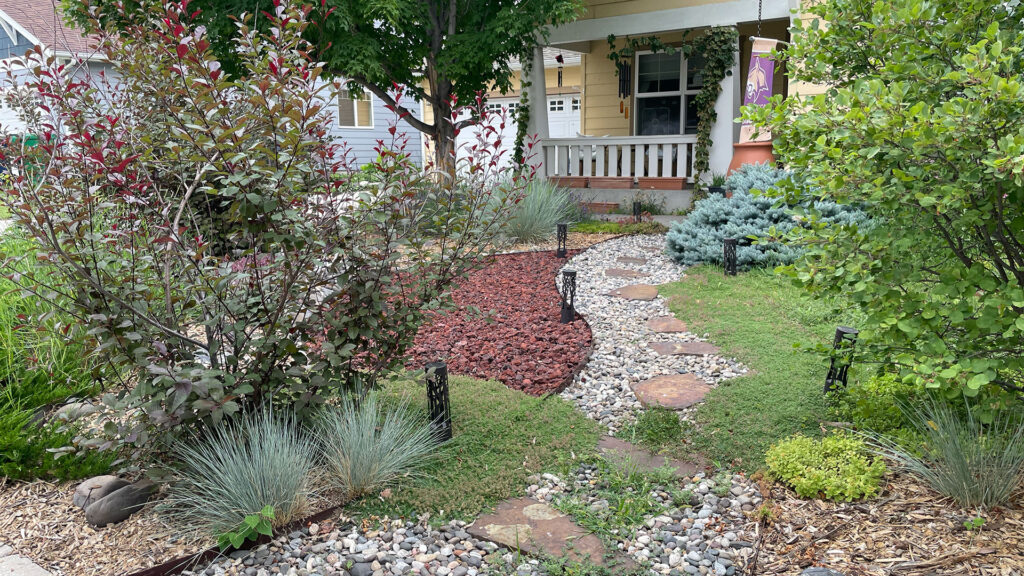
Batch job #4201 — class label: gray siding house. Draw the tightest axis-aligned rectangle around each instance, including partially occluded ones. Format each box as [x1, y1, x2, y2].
[0, 0, 422, 169]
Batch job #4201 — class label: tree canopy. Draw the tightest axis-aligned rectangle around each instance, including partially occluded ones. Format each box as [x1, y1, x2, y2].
[68, 0, 583, 168]
[748, 0, 1024, 411]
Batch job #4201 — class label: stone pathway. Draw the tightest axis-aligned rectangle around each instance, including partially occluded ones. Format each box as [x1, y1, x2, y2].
[468, 498, 635, 570]
[557, 235, 746, 433]
[524, 464, 762, 576]
[187, 235, 756, 576]
[597, 436, 697, 478]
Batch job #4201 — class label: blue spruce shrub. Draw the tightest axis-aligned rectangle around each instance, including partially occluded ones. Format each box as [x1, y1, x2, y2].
[666, 163, 869, 269]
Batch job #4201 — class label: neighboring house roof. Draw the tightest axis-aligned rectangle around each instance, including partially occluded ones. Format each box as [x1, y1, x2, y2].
[0, 0, 94, 58]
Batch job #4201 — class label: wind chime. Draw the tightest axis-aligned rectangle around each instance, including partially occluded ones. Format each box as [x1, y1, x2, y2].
[556, 53, 565, 88]
[617, 56, 632, 120]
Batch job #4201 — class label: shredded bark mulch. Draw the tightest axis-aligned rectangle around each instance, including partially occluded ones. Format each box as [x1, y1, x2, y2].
[750, 471, 1024, 575]
[406, 250, 593, 396]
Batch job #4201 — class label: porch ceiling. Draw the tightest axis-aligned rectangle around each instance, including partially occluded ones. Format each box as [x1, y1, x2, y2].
[544, 0, 793, 49]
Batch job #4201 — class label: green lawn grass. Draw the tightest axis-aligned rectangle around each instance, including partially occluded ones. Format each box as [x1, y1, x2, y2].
[347, 375, 601, 521]
[659, 265, 860, 472]
[571, 220, 667, 235]
[0, 233, 113, 481]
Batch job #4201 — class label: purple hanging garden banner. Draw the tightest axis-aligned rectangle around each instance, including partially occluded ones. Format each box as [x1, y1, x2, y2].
[739, 37, 777, 143]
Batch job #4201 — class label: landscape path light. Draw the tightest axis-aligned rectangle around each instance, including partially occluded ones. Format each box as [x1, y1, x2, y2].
[723, 238, 738, 276]
[560, 269, 577, 324]
[425, 361, 452, 442]
[556, 223, 568, 258]
[824, 326, 859, 394]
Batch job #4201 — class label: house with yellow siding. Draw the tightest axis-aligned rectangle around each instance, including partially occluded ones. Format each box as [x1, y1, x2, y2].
[521, 0, 800, 205]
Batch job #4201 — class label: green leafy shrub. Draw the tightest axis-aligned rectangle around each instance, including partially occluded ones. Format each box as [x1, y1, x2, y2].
[315, 392, 438, 500]
[665, 164, 868, 270]
[502, 180, 575, 244]
[830, 374, 919, 434]
[870, 396, 1024, 507]
[159, 409, 316, 539]
[766, 432, 886, 501]
[748, 0, 1024, 406]
[0, 2, 524, 451]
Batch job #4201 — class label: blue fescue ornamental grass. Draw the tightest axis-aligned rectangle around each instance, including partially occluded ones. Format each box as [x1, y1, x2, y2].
[869, 396, 1024, 508]
[159, 409, 316, 539]
[501, 180, 576, 244]
[315, 392, 439, 501]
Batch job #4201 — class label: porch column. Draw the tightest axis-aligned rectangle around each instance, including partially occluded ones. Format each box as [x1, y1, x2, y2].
[710, 50, 741, 177]
[524, 45, 549, 175]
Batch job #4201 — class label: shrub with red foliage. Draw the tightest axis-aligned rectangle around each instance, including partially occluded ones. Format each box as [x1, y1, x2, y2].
[406, 251, 592, 396]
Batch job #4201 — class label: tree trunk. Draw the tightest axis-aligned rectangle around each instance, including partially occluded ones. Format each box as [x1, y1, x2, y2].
[431, 97, 456, 176]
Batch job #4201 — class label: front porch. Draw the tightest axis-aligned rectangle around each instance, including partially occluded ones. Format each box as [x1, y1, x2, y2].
[523, 0, 794, 187]
[542, 134, 699, 189]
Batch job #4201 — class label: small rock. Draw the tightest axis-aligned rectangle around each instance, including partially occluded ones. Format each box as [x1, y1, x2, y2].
[72, 475, 131, 510]
[84, 480, 156, 527]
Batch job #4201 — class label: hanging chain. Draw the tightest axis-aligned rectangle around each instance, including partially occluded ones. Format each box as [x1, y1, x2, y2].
[757, 0, 763, 38]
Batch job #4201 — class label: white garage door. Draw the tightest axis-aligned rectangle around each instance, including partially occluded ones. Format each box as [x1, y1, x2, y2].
[455, 95, 580, 168]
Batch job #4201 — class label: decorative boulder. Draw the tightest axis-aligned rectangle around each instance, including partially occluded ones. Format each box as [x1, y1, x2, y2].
[54, 402, 98, 422]
[72, 476, 131, 510]
[84, 480, 156, 527]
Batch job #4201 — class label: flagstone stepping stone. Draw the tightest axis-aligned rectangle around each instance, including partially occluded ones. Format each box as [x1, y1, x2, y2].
[468, 498, 635, 569]
[646, 316, 687, 333]
[616, 256, 648, 265]
[598, 436, 698, 477]
[648, 340, 720, 356]
[631, 374, 710, 409]
[607, 284, 659, 301]
[604, 267, 646, 279]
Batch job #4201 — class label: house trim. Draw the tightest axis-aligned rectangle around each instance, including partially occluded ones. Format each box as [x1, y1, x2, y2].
[0, 9, 35, 48]
[545, 0, 791, 47]
[0, 7, 104, 62]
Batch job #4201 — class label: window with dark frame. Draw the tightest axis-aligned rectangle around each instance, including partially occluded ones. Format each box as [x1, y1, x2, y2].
[635, 51, 705, 136]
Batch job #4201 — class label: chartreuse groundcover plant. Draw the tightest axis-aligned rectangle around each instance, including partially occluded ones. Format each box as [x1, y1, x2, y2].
[766, 432, 886, 501]
[745, 0, 1024, 410]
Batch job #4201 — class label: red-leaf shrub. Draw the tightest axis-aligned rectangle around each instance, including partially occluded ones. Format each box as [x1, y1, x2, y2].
[0, 0, 526, 450]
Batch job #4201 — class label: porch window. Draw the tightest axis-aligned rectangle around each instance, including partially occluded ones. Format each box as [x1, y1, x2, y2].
[635, 51, 705, 136]
[339, 89, 373, 128]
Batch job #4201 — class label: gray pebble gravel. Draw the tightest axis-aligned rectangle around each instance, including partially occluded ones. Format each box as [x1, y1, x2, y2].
[526, 466, 763, 575]
[557, 235, 746, 433]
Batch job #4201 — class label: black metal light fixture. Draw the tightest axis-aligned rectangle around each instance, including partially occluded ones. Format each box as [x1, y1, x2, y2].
[560, 269, 577, 323]
[556, 223, 568, 258]
[824, 326, 859, 394]
[723, 238, 738, 276]
[632, 201, 642, 223]
[425, 361, 452, 441]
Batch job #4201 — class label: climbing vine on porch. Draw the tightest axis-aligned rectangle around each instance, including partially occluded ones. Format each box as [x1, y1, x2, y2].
[607, 27, 739, 194]
[513, 53, 533, 165]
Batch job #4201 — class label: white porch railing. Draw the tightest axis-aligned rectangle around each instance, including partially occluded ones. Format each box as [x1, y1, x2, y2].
[540, 135, 699, 181]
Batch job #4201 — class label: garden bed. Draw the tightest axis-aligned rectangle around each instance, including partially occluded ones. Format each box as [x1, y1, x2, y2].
[405, 250, 593, 396]
[753, 472, 1024, 575]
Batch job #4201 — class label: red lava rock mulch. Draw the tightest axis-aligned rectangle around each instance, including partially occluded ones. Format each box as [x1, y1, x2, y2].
[406, 250, 592, 396]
